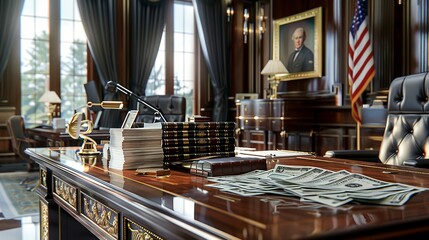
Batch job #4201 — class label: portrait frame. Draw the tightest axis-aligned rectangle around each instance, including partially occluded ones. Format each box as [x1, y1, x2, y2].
[273, 7, 322, 81]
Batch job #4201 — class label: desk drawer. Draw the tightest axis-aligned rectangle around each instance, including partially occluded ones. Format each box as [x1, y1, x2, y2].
[81, 192, 119, 239]
[124, 217, 163, 240]
[53, 175, 78, 211]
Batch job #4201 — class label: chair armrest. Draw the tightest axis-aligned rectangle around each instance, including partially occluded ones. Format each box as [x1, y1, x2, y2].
[403, 159, 429, 168]
[324, 150, 380, 163]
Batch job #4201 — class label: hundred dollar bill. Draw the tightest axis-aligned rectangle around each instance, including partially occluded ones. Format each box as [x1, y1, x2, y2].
[357, 189, 425, 206]
[277, 168, 334, 185]
[301, 195, 353, 207]
[269, 165, 316, 179]
[312, 173, 392, 191]
[302, 170, 351, 186]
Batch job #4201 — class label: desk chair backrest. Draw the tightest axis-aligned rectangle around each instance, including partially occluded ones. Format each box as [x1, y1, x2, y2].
[379, 72, 429, 165]
[136, 95, 186, 123]
[6, 115, 31, 160]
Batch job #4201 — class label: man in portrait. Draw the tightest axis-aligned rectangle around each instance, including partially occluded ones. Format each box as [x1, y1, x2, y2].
[286, 27, 314, 73]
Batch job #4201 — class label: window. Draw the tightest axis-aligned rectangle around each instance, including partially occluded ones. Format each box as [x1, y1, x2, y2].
[173, 2, 195, 118]
[21, 0, 50, 124]
[21, 0, 87, 124]
[60, 0, 87, 121]
[146, 0, 195, 118]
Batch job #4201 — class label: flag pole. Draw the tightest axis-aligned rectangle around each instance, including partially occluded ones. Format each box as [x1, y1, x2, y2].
[356, 122, 361, 150]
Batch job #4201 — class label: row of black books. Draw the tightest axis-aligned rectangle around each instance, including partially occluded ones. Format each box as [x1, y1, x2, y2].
[162, 122, 236, 163]
[108, 122, 236, 170]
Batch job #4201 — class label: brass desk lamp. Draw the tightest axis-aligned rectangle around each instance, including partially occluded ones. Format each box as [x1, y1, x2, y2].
[261, 60, 288, 99]
[39, 91, 62, 125]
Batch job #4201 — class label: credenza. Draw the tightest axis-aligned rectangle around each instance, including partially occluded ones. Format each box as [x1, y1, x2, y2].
[236, 97, 385, 155]
[26, 147, 429, 239]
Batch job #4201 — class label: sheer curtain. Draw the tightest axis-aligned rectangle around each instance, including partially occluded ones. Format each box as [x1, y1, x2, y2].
[0, 0, 25, 81]
[193, 0, 230, 122]
[129, 0, 167, 109]
[77, 0, 120, 128]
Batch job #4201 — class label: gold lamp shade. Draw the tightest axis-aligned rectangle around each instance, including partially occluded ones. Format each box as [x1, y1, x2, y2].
[87, 101, 123, 109]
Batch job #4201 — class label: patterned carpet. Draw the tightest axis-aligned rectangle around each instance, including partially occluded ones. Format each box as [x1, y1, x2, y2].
[0, 172, 39, 219]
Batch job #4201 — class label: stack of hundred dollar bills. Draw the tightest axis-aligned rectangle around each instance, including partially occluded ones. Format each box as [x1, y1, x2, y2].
[206, 164, 426, 207]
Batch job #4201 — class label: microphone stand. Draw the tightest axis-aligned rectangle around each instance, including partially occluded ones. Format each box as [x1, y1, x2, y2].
[106, 81, 167, 122]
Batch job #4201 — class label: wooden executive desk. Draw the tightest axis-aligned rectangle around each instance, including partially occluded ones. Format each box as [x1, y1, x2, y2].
[26, 147, 429, 239]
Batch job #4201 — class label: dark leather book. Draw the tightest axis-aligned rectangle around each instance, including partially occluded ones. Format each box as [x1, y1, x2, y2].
[189, 157, 267, 177]
[162, 129, 234, 139]
[163, 144, 235, 154]
[162, 122, 236, 130]
[162, 136, 236, 147]
[163, 151, 235, 162]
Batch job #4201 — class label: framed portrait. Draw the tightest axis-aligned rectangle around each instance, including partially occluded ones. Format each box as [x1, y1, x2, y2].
[273, 7, 322, 81]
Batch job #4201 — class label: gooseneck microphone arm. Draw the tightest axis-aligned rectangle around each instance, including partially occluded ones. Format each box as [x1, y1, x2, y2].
[106, 81, 167, 122]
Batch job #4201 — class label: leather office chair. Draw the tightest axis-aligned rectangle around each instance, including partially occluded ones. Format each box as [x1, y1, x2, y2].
[7, 115, 40, 171]
[135, 95, 186, 123]
[325, 72, 429, 168]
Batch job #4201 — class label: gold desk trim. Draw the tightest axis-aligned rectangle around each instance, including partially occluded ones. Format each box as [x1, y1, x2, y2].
[40, 200, 49, 240]
[81, 192, 119, 239]
[124, 217, 163, 240]
[53, 175, 77, 210]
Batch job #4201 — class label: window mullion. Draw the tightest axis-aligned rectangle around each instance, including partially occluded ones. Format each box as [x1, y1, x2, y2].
[165, 0, 175, 94]
[49, 0, 61, 92]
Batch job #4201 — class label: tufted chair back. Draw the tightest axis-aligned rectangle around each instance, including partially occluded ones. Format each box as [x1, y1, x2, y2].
[379, 72, 429, 165]
[135, 95, 186, 123]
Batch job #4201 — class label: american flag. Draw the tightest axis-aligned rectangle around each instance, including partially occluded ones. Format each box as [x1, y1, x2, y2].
[348, 0, 375, 124]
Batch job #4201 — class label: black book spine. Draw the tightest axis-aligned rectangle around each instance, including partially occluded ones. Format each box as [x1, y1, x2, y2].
[162, 122, 236, 131]
[163, 144, 235, 155]
[162, 129, 234, 139]
[162, 136, 236, 147]
[163, 151, 236, 162]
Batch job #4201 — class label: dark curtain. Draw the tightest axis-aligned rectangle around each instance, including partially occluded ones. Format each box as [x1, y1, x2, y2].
[0, 0, 24, 81]
[192, 0, 230, 122]
[129, 0, 167, 109]
[77, 0, 120, 128]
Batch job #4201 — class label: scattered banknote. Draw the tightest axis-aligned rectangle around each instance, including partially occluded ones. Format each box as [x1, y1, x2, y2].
[206, 164, 427, 207]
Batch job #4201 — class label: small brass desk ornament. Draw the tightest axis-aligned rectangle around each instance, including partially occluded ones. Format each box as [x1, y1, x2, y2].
[67, 101, 124, 155]
[67, 112, 99, 155]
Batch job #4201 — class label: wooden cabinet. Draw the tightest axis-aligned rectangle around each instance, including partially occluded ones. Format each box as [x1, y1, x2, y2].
[236, 99, 287, 150]
[236, 97, 385, 156]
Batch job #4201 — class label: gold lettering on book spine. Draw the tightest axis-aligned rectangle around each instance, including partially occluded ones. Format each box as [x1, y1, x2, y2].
[82, 194, 118, 238]
[40, 200, 49, 240]
[53, 176, 77, 209]
[126, 218, 163, 240]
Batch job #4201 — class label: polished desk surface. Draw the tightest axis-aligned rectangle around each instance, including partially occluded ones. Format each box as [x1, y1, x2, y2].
[26, 147, 429, 239]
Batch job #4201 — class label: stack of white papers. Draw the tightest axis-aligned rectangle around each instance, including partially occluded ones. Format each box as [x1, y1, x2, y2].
[109, 128, 163, 170]
[206, 164, 426, 207]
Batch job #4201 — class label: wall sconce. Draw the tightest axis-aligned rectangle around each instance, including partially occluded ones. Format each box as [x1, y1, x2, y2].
[258, 7, 265, 40]
[243, 8, 249, 44]
[227, 7, 234, 22]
